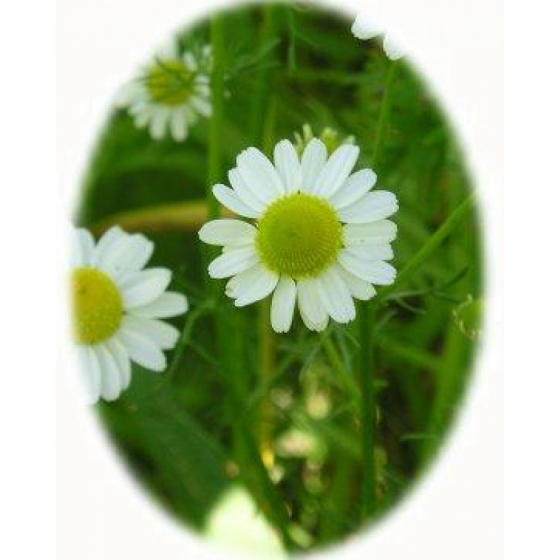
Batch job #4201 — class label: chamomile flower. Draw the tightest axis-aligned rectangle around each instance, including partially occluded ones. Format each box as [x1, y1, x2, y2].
[71, 226, 188, 403]
[351, 13, 405, 60]
[117, 41, 212, 141]
[199, 138, 398, 333]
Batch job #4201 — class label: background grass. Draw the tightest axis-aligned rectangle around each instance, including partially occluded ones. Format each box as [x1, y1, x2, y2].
[76, 2, 482, 554]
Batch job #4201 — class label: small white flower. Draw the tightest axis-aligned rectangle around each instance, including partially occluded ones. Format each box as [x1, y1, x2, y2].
[117, 41, 212, 141]
[199, 138, 398, 334]
[351, 13, 405, 61]
[71, 226, 188, 403]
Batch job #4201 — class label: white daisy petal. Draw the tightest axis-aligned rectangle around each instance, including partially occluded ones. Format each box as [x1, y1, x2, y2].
[198, 219, 257, 246]
[73, 228, 95, 267]
[97, 233, 154, 280]
[91, 226, 125, 267]
[238, 148, 285, 199]
[213, 184, 260, 218]
[329, 169, 377, 209]
[78, 347, 101, 405]
[297, 279, 329, 331]
[94, 345, 123, 402]
[208, 247, 259, 279]
[271, 276, 297, 333]
[313, 144, 360, 198]
[335, 263, 376, 301]
[338, 191, 399, 223]
[383, 35, 405, 61]
[170, 109, 188, 141]
[228, 168, 266, 213]
[301, 139, 328, 193]
[191, 96, 212, 117]
[338, 249, 397, 285]
[351, 13, 383, 40]
[120, 268, 172, 308]
[273, 140, 301, 192]
[149, 108, 168, 140]
[230, 265, 279, 307]
[316, 266, 356, 323]
[343, 220, 398, 246]
[105, 338, 131, 390]
[343, 243, 394, 262]
[121, 316, 180, 350]
[118, 329, 167, 372]
[128, 291, 188, 318]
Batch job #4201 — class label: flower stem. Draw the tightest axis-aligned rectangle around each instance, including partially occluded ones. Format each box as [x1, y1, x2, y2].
[359, 58, 399, 520]
[372, 59, 398, 166]
[207, 12, 227, 220]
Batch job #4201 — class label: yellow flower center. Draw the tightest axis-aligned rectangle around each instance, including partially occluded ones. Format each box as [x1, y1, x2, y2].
[72, 267, 124, 345]
[256, 193, 342, 278]
[145, 59, 195, 106]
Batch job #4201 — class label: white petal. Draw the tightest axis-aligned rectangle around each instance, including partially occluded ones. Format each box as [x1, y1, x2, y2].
[343, 220, 398, 246]
[94, 344, 123, 402]
[170, 109, 188, 141]
[383, 35, 405, 60]
[199, 219, 256, 246]
[312, 145, 360, 198]
[338, 191, 398, 223]
[273, 140, 301, 192]
[208, 247, 258, 279]
[77, 347, 101, 405]
[118, 329, 166, 372]
[128, 291, 188, 318]
[237, 148, 285, 201]
[121, 316, 180, 350]
[105, 338, 132, 390]
[343, 243, 394, 261]
[120, 268, 172, 308]
[316, 266, 356, 323]
[329, 169, 377, 209]
[297, 279, 329, 331]
[72, 228, 95, 267]
[213, 184, 260, 218]
[191, 95, 212, 117]
[300, 139, 328, 193]
[97, 233, 154, 280]
[229, 168, 266, 212]
[229, 265, 279, 307]
[91, 226, 125, 267]
[271, 276, 297, 333]
[149, 108, 168, 140]
[351, 13, 383, 40]
[338, 250, 397, 285]
[335, 263, 376, 301]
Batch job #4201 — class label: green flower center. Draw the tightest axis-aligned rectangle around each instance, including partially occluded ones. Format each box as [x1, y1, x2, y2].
[145, 59, 195, 106]
[72, 267, 124, 345]
[256, 193, 342, 278]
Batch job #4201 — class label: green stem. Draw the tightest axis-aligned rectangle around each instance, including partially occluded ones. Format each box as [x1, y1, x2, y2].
[358, 57, 399, 520]
[380, 194, 475, 303]
[207, 13, 226, 219]
[372, 59, 398, 167]
[258, 300, 276, 469]
[358, 303, 376, 519]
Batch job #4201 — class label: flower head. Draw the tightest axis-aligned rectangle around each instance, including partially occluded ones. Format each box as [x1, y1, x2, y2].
[351, 13, 405, 61]
[117, 41, 212, 141]
[71, 226, 188, 403]
[199, 138, 398, 333]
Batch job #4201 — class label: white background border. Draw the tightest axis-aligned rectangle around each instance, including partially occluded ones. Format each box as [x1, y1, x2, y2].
[2, 0, 514, 558]
[55, 1, 503, 558]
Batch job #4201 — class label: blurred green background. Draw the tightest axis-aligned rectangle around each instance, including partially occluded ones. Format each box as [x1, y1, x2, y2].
[77, 2, 482, 555]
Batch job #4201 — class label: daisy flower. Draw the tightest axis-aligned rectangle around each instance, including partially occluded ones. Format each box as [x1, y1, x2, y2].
[199, 138, 398, 333]
[351, 13, 405, 61]
[117, 41, 212, 141]
[71, 226, 188, 403]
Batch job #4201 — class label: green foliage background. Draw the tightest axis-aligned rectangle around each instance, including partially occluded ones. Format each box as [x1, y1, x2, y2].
[77, 2, 482, 554]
